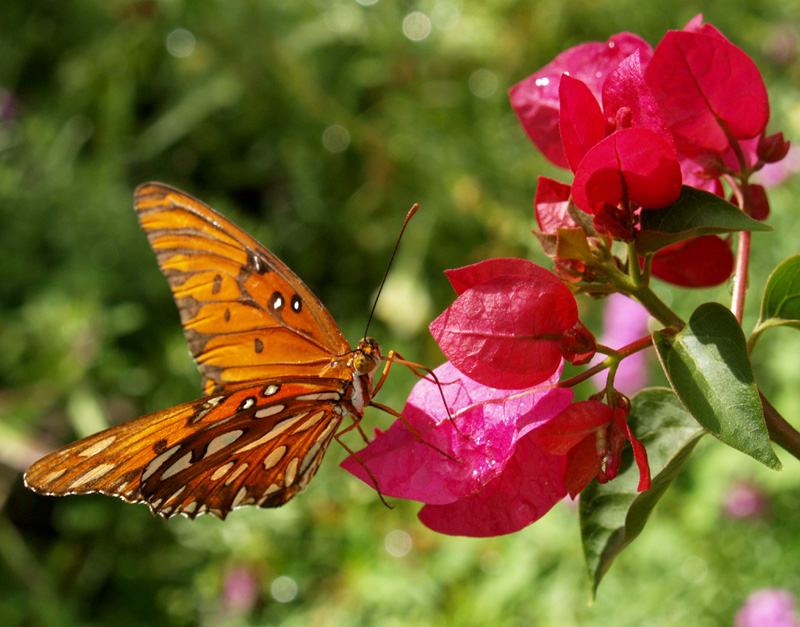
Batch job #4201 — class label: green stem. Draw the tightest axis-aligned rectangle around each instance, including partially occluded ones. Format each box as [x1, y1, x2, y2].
[628, 282, 685, 329]
[627, 240, 642, 286]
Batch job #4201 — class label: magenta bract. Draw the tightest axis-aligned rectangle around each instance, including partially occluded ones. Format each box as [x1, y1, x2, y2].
[650, 235, 734, 287]
[645, 30, 769, 160]
[571, 128, 682, 213]
[341, 361, 573, 536]
[510, 33, 653, 169]
[533, 176, 575, 233]
[431, 259, 578, 389]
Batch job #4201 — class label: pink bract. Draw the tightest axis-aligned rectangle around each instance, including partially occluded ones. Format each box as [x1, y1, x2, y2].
[510, 33, 653, 169]
[645, 29, 769, 160]
[341, 361, 572, 506]
[431, 259, 578, 389]
[650, 235, 734, 287]
[571, 128, 682, 214]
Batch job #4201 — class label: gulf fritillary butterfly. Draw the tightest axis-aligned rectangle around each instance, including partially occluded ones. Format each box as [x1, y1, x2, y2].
[24, 182, 393, 519]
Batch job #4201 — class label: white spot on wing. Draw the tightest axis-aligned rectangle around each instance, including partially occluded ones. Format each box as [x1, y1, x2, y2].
[183, 501, 197, 514]
[255, 404, 285, 419]
[41, 468, 67, 485]
[263, 445, 287, 470]
[68, 463, 115, 488]
[236, 413, 307, 453]
[142, 445, 180, 481]
[263, 384, 280, 396]
[224, 463, 249, 485]
[296, 392, 341, 401]
[284, 457, 299, 486]
[258, 483, 281, 504]
[165, 486, 186, 503]
[232, 486, 248, 509]
[78, 435, 117, 457]
[204, 430, 244, 458]
[161, 452, 193, 480]
[293, 410, 328, 432]
[210, 461, 235, 481]
[298, 419, 339, 478]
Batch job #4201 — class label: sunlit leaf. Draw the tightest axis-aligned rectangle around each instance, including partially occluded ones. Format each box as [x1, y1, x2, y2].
[751, 255, 800, 349]
[653, 303, 780, 469]
[636, 186, 770, 254]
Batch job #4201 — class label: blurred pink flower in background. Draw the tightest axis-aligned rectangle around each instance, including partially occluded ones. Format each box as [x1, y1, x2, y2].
[723, 480, 770, 520]
[591, 293, 651, 395]
[222, 566, 260, 614]
[735, 589, 800, 627]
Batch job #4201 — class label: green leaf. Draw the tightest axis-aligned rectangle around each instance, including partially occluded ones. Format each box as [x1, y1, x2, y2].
[751, 254, 800, 349]
[653, 302, 781, 470]
[581, 388, 705, 597]
[635, 186, 771, 254]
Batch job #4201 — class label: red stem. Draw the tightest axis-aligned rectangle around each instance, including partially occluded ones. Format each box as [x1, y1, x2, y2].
[732, 230, 750, 323]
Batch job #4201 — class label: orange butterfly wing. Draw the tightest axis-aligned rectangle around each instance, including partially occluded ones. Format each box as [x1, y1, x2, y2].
[134, 182, 352, 395]
[24, 183, 383, 518]
[24, 380, 351, 518]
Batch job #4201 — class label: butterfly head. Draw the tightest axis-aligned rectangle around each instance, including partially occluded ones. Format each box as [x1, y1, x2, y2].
[352, 337, 382, 375]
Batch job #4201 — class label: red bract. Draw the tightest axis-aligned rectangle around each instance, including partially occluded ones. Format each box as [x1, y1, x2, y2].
[602, 51, 676, 152]
[650, 235, 734, 287]
[534, 401, 651, 498]
[571, 128, 682, 214]
[341, 361, 573, 536]
[533, 176, 575, 233]
[430, 259, 578, 389]
[644, 28, 769, 162]
[558, 74, 606, 172]
[510, 33, 653, 169]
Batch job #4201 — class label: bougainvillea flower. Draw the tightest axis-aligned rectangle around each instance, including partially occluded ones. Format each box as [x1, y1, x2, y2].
[650, 234, 734, 287]
[535, 401, 651, 497]
[510, 33, 653, 169]
[430, 259, 579, 389]
[342, 361, 573, 536]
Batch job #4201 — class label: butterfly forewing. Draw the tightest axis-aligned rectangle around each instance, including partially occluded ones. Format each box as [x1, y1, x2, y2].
[24, 380, 350, 518]
[134, 183, 352, 395]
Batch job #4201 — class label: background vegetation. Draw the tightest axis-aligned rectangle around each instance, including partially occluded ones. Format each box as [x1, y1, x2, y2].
[2, 1, 800, 625]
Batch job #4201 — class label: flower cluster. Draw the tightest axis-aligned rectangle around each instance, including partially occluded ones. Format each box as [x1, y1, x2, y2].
[512, 15, 786, 287]
[344, 15, 790, 541]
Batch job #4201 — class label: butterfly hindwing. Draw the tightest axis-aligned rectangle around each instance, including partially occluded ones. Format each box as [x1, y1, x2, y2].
[24, 379, 352, 518]
[134, 183, 352, 394]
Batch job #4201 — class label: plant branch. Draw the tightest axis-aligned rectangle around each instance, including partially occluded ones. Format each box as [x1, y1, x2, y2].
[761, 392, 800, 461]
[732, 230, 751, 323]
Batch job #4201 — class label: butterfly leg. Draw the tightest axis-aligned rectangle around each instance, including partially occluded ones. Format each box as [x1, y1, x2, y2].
[334, 420, 393, 509]
[369, 400, 462, 464]
[377, 350, 467, 440]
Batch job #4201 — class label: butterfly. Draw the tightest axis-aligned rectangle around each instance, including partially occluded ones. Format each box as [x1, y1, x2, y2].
[24, 182, 391, 519]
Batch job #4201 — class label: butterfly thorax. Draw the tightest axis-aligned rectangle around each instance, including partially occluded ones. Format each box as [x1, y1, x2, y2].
[342, 337, 381, 414]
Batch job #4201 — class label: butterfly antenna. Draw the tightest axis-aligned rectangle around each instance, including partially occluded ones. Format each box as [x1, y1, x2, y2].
[362, 203, 419, 339]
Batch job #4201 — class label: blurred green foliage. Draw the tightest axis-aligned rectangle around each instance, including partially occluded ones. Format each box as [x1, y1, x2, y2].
[1, 1, 800, 625]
